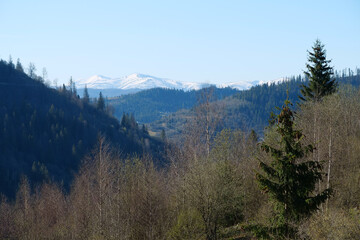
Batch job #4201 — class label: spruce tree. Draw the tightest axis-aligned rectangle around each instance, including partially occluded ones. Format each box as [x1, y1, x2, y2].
[8, 55, 14, 69]
[83, 85, 90, 103]
[120, 113, 128, 127]
[72, 81, 77, 97]
[248, 100, 331, 239]
[300, 39, 336, 102]
[68, 77, 74, 95]
[97, 92, 105, 111]
[15, 58, 24, 72]
[27, 62, 37, 79]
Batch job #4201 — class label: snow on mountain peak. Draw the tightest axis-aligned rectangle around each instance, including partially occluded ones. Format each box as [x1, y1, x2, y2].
[75, 74, 288, 91]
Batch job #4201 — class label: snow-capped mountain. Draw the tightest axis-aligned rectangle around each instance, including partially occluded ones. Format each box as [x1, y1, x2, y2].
[76, 74, 202, 91]
[259, 77, 288, 86]
[217, 80, 260, 90]
[76, 73, 288, 92]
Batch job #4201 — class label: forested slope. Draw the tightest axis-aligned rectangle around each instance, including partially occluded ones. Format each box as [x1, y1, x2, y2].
[2, 87, 360, 239]
[107, 87, 240, 124]
[150, 70, 360, 140]
[0, 60, 165, 198]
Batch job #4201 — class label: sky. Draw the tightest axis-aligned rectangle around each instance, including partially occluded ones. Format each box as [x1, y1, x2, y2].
[0, 0, 359, 85]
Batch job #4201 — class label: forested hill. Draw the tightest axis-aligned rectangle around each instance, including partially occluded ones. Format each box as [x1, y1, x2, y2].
[107, 87, 240, 124]
[233, 69, 360, 131]
[150, 70, 360, 139]
[0, 60, 165, 198]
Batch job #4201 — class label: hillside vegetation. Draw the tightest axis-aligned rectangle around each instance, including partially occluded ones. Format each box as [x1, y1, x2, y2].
[107, 87, 240, 124]
[149, 71, 360, 140]
[0, 60, 165, 198]
[1, 85, 360, 239]
[1, 44, 360, 239]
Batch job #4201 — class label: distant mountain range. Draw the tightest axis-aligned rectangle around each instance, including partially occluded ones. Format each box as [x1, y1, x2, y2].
[148, 73, 360, 141]
[76, 73, 287, 97]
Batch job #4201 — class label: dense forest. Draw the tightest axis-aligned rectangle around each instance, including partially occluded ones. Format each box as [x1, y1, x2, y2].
[149, 70, 360, 140]
[106, 87, 240, 124]
[0, 60, 165, 198]
[1, 40, 360, 239]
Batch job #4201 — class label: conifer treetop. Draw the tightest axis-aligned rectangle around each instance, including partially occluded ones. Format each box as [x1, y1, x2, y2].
[300, 39, 337, 102]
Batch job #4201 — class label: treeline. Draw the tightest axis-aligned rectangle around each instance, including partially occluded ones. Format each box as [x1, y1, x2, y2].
[232, 68, 360, 133]
[1, 41, 360, 239]
[107, 87, 240, 124]
[0, 59, 165, 198]
[1, 86, 360, 239]
[150, 69, 360, 141]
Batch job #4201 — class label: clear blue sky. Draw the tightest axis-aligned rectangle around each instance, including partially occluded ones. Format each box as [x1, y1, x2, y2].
[0, 0, 359, 85]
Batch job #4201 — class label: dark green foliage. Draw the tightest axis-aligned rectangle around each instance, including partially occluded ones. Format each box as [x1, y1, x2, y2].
[15, 58, 24, 72]
[150, 77, 306, 140]
[232, 76, 304, 134]
[67, 77, 78, 97]
[249, 100, 331, 239]
[0, 60, 166, 199]
[300, 39, 337, 102]
[120, 113, 138, 129]
[83, 84, 90, 103]
[149, 71, 360, 141]
[107, 87, 239, 124]
[27, 62, 36, 79]
[97, 92, 105, 111]
[232, 70, 358, 134]
[8, 56, 14, 69]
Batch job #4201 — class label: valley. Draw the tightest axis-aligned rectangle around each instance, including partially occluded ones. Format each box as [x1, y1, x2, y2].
[1, 1, 359, 238]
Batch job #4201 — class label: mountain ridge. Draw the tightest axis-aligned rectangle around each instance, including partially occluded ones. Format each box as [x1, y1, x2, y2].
[76, 73, 287, 92]
[0, 61, 166, 198]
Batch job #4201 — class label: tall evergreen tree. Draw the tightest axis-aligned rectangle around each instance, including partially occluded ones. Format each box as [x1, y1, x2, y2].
[97, 92, 105, 111]
[72, 81, 77, 97]
[27, 62, 37, 79]
[83, 84, 90, 103]
[120, 113, 128, 127]
[68, 77, 74, 95]
[300, 39, 336, 102]
[248, 100, 331, 239]
[8, 55, 14, 69]
[15, 58, 24, 72]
